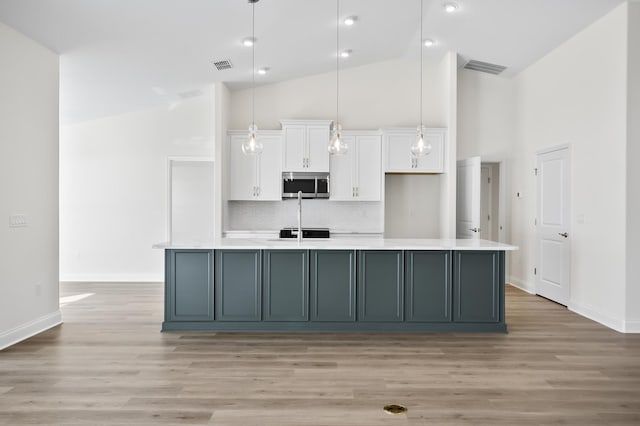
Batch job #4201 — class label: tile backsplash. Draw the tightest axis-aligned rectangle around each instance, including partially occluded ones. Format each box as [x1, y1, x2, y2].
[226, 200, 383, 233]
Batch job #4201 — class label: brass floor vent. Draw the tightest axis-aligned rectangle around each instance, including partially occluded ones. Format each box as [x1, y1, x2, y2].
[383, 404, 408, 414]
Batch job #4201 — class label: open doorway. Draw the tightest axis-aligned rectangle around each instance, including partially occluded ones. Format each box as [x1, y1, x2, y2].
[457, 158, 505, 243]
[167, 157, 214, 244]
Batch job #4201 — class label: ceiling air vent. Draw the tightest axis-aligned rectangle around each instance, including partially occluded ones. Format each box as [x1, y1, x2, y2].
[213, 59, 233, 71]
[463, 59, 507, 75]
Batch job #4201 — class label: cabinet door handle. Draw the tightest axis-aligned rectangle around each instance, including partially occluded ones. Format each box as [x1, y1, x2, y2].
[558, 232, 568, 238]
[356, 187, 359, 197]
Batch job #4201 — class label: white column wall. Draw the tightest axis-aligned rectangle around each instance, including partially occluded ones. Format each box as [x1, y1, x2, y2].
[512, 4, 628, 329]
[626, 1, 640, 332]
[0, 22, 61, 349]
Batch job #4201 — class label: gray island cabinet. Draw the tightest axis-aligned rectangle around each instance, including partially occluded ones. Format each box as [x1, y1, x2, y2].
[158, 239, 516, 333]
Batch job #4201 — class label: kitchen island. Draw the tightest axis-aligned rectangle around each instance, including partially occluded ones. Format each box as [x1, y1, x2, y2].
[154, 238, 517, 333]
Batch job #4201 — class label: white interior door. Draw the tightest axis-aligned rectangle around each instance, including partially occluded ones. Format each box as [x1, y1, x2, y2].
[456, 157, 481, 239]
[536, 146, 571, 305]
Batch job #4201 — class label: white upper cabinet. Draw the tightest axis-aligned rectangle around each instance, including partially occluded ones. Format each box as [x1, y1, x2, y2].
[384, 128, 446, 173]
[330, 132, 382, 201]
[228, 131, 282, 201]
[281, 120, 332, 172]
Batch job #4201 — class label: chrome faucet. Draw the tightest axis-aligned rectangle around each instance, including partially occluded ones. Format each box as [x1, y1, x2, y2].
[297, 190, 302, 243]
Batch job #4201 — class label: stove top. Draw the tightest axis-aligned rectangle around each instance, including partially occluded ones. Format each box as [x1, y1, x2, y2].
[279, 228, 330, 239]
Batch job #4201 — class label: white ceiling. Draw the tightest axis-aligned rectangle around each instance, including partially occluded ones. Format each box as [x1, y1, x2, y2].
[0, 0, 624, 123]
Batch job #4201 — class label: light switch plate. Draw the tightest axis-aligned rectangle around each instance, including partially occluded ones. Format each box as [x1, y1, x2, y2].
[10, 214, 27, 228]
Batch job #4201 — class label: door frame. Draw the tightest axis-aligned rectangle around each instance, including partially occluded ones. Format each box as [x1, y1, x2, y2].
[480, 164, 494, 241]
[456, 156, 482, 239]
[166, 156, 215, 243]
[534, 144, 572, 305]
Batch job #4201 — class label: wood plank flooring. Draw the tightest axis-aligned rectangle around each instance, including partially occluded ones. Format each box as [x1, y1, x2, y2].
[1, 283, 639, 425]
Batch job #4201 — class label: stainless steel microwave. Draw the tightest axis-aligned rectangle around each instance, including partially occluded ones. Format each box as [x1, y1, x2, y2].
[282, 172, 329, 199]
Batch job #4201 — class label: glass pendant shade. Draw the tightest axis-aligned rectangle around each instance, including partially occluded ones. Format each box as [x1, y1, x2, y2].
[328, 0, 347, 156]
[411, 0, 432, 159]
[327, 123, 348, 155]
[411, 126, 432, 157]
[242, 123, 263, 155]
[243, 0, 262, 156]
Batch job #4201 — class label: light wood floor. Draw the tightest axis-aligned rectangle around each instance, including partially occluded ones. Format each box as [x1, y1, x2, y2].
[1, 283, 639, 426]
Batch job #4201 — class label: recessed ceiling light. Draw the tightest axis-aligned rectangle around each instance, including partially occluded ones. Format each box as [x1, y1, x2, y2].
[242, 37, 256, 47]
[444, 3, 458, 13]
[344, 16, 357, 26]
[340, 49, 352, 58]
[257, 67, 269, 75]
[423, 39, 435, 47]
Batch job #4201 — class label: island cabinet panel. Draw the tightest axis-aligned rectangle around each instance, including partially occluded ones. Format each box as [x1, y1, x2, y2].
[215, 250, 261, 321]
[166, 249, 214, 322]
[357, 251, 404, 322]
[263, 250, 309, 321]
[453, 251, 503, 323]
[310, 250, 356, 322]
[405, 250, 452, 322]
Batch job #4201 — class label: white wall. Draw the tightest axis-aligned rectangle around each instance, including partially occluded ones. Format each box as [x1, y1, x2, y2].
[457, 70, 516, 162]
[512, 4, 629, 329]
[440, 52, 458, 239]
[215, 82, 231, 240]
[0, 22, 61, 349]
[60, 89, 215, 282]
[627, 1, 640, 331]
[228, 57, 450, 236]
[230, 58, 447, 130]
[385, 175, 441, 238]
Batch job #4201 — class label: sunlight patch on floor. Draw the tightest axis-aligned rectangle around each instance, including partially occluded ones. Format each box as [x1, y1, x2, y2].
[59, 293, 94, 306]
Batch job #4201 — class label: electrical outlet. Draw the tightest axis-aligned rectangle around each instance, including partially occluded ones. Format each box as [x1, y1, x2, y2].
[10, 214, 28, 228]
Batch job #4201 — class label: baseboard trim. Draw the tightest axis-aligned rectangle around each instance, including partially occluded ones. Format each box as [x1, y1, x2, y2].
[623, 319, 640, 334]
[568, 301, 625, 333]
[0, 310, 63, 350]
[508, 276, 535, 294]
[60, 273, 163, 283]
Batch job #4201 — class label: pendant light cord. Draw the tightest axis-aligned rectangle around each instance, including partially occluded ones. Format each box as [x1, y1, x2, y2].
[252, 0, 255, 128]
[419, 0, 423, 130]
[336, 0, 340, 130]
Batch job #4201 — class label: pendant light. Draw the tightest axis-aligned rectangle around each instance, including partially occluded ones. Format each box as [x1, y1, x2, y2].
[328, 0, 348, 156]
[410, 0, 432, 158]
[242, 0, 263, 156]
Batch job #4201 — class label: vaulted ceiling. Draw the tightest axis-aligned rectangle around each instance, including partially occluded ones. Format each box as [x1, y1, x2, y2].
[0, 0, 624, 123]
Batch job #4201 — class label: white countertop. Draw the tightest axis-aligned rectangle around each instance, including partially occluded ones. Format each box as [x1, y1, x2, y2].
[153, 238, 517, 251]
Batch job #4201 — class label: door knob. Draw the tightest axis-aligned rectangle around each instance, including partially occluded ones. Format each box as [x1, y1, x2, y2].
[558, 232, 568, 238]
[469, 228, 480, 233]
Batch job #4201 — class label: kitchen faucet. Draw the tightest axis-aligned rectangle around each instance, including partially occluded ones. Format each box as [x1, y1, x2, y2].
[297, 190, 302, 243]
